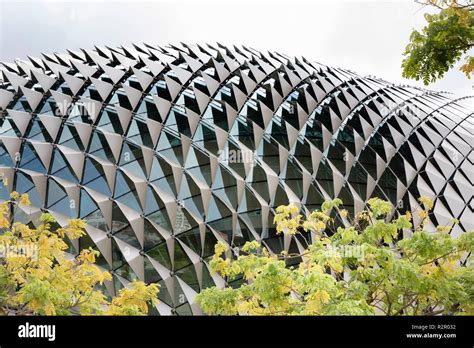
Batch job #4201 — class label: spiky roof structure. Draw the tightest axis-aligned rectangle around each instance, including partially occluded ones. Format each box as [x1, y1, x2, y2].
[0, 43, 472, 315]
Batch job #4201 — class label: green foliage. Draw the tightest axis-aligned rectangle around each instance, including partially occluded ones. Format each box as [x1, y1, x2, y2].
[402, 1, 474, 84]
[196, 196, 473, 315]
[321, 198, 343, 213]
[0, 193, 159, 316]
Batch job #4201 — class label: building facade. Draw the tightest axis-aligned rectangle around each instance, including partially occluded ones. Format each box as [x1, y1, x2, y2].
[0, 43, 472, 314]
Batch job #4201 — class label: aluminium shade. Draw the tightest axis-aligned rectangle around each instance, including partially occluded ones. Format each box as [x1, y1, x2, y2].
[0, 43, 472, 315]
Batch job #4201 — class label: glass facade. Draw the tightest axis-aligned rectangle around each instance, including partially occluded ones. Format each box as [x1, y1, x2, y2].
[0, 43, 472, 315]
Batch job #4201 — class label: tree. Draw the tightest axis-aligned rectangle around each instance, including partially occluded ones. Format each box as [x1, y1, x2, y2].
[196, 197, 473, 315]
[0, 191, 159, 316]
[402, 0, 474, 85]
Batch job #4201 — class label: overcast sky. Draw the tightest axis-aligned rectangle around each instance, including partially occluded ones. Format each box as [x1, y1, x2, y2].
[0, 0, 471, 96]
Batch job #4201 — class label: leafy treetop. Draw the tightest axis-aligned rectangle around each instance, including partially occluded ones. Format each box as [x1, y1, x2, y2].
[0, 190, 159, 316]
[402, 0, 474, 85]
[196, 196, 473, 315]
